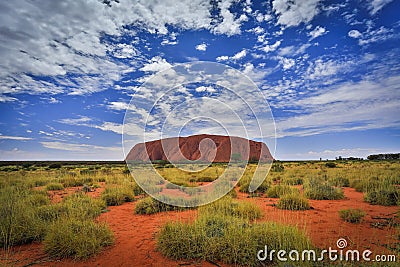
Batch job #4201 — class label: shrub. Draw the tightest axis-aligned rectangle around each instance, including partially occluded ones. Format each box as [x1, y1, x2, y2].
[329, 177, 350, 187]
[351, 178, 380, 192]
[61, 193, 106, 220]
[265, 185, 299, 198]
[157, 215, 312, 266]
[200, 197, 263, 221]
[46, 183, 64, 191]
[277, 193, 310, 210]
[48, 163, 62, 169]
[339, 209, 366, 223]
[271, 163, 285, 172]
[303, 179, 344, 200]
[283, 177, 303, 185]
[134, 197, 183, 215]
[44, 219, 114, 259]
[196, 176, 215, 182]
[61, 177, 84, 187]
[364, 187, 398, 206]
[325, 162, 336, 168]
[102, 185, 135, 206]
[0, 187, 47, 248]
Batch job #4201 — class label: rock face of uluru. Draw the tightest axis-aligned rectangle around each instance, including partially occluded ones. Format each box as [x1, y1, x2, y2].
[126, 134, 273, 163]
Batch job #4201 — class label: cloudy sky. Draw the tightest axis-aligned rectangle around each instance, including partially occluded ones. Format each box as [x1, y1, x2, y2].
[0, 0, 399, 160]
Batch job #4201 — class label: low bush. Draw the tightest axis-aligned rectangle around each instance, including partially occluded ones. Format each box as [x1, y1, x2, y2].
[283, 177, 303, 185]
[102, 185, 135, 206]
[46, 183, 64, 191]
[134, 197, 183, 215]
[157, 214, 312, 266]
[196, 176, 215, 182]
[61, 177, 84, 187]
[303, 179, 344, 200]
[329, 177, 350, 187]
[0, 187, 48, 248]
[364, 186, 399, 206]
[61, 193, 106, 220]
[200, 196, 263, 221]
[339, 209, 366, 223]
[325, 162, 337, 168]
[277, 193, 310, 210]
[44, 218, 114, 259]
[265, 185, 299, 198]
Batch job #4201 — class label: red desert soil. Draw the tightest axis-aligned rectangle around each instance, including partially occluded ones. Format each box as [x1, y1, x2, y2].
[126, 134, 273, 163]
[1, 187, 398, 267]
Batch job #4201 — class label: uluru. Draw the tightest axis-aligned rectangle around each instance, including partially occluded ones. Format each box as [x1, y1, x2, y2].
[125, 134, 273, 163]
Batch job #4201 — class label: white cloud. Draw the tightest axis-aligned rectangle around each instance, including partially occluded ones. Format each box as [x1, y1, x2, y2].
[308, 26, 328, 40]
[232, 49, 247, 60]
[95, 122, 124, 135]
[262, 40, 281, 53]
[212, 0, 243, 36]
[195, 86, 216, 93]
[216, 55, 229, 61]
[216, 49, 248, 62]
[0, 135, 32, 140]
[306, 58, 352, 80]
[275, 75, 400, 137]
[280, 57, 296, 70]
[112, 44, 138, 59]
[58, 116, 92, 125]
[368, 0, 394, 15]
[358, 26, 396, 46]
[348, 29, 362, 39]
[272, 0, 321, 27]
[140, 56, 172, 73]
[278, 43, 311, 56]
[107, 101, 130, 111]
[0, 0, 247, 99]
[41, 141, 120, 153]
[195, 43, 208, 51]
[0, 95, 18, 102]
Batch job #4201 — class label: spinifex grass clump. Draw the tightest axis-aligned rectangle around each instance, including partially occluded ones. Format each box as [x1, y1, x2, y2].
[46, 182, 64, 191]
[265, 184, 299, 198]
[44, 218, 114, 259]
[134, 196, 185, 215]
[0, 186, 49, 248]
[303, 178, 344, 200]
[43, 193, 112, 259]
[328, 177, 350, 187]
[339, 209, 366, 223]
[157, 197, 313, 266]
[363, 181, 399, 206]
[61, 192, 107, 220]
[200, 196, 263, 220]
[277, 193, 311, 210]
[102, 183, 137, 206]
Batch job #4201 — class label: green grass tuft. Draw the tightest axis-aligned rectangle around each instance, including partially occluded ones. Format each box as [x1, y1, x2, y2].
[46, 183, 64, 191]
[265, 185, 299, 198]
[339, 209, 366, 223]
[44, 218, 114, 259]
[303, 178, 344, 200]
[277, 193, 310, 210]
[102, 185, 136, 206]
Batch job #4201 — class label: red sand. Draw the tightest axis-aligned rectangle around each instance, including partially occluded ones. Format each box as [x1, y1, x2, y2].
[1, 187, 398, 267]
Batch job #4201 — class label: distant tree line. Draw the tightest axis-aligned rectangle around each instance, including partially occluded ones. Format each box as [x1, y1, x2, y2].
[367, 153, 400, 160]
[335, 156, 364, 161]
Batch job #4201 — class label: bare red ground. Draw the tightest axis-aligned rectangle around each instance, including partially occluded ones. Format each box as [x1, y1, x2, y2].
[1, 187, 398, 267]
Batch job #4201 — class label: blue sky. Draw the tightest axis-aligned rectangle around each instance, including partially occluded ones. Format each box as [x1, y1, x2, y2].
[0, 0, 399, 160]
